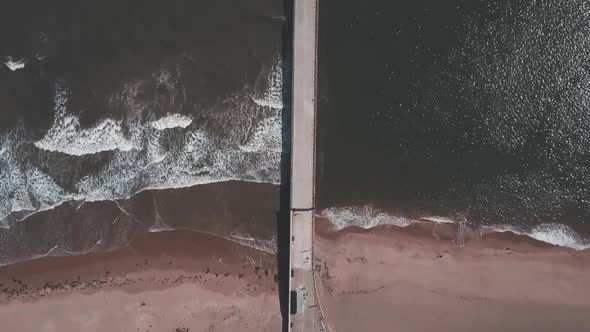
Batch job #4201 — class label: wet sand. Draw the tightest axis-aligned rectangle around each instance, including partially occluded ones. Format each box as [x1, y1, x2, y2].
[0, 181, 281, 266]
[0, 229, 281, 332]
[315, 217, 590, 332]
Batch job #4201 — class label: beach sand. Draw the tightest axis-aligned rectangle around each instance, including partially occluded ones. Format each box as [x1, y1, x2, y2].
[0, 229, 281, 332]
[315, 217, 590, 332]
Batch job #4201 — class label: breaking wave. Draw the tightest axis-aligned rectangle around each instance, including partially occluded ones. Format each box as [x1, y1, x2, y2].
[320, 206, 590, 250]
[320, 206, 412, 229]
[528, 224, 590, 250]
[34, 81, 134, 156]
[0, 57, 287, 228]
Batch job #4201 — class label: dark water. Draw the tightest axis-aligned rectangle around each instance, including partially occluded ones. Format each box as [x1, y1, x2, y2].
[0, 0, 290, 263]
[318, 0, 590, 237]
[1, 0, 285, 129]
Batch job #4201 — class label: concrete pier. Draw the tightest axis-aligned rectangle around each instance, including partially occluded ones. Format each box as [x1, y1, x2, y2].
[289, 0, 318, 331]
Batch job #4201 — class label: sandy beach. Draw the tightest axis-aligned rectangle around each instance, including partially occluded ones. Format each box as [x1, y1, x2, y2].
[315, 217, 590, 332]
[0, 229, 281, 332]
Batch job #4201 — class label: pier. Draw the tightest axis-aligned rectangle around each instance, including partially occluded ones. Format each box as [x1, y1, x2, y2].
[289, 0, 319, 331]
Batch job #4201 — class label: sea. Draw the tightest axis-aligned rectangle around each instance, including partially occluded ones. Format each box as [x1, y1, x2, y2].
[317, 0, 590, 249]
[0, 0, 290, 265]
[2, 0, 590, 266]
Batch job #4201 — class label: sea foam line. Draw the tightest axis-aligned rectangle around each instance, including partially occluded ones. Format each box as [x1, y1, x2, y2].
[320, 206, 590, 250]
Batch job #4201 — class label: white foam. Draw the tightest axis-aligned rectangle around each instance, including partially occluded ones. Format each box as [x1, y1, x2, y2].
[422, 216, 456, 224]
[320, 206, 412, 229]
[34, 82, 133, 156]
[1, 55, 286, 227]
[151, 114, 193, 130]
[4, 57, 25, 71]
[529, 224, 590, 250]
[35, 115, 133, 156]
[322, 205, 590, 250]
[0, 128, 71, 225]
[238, 112, 283, 153]
[477, 224, 590, 250]
[0, 130, 34, 219]
[251, 57, 285, 110]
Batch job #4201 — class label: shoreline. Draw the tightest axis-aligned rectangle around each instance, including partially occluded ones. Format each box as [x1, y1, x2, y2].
[0, 180, 281, 266]
[0, 229, 281, 331]
[318, 206, 590, 250]
[315, 217, 590, 332]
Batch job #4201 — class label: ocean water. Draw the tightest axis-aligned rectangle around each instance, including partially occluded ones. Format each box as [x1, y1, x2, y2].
[0, 0, 289, 264]
[318, 0, 590, 248]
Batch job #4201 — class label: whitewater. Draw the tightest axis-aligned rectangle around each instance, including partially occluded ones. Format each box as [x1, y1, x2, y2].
[0, 57, 287, 228]
[321, 205, 590, 250]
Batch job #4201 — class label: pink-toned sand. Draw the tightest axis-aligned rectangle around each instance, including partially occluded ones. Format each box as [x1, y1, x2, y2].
[315, 218, 590, 332]
[0, 230, 281, 332]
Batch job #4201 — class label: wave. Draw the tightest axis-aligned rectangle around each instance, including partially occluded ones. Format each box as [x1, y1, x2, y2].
[0, 56, 287, 227]
[321, 206, 412, 229]
[34, 81, 134, 156]
[320, 206, 590, 250]
[526, 224, 589, 250]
